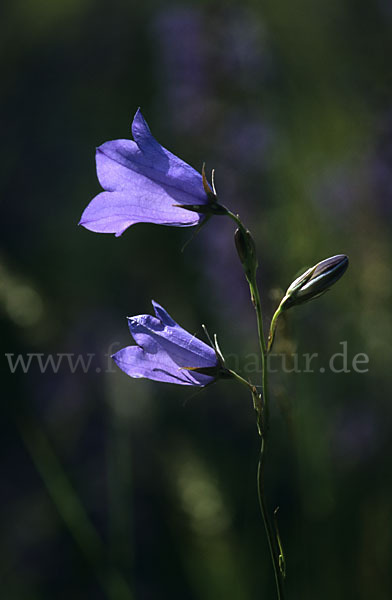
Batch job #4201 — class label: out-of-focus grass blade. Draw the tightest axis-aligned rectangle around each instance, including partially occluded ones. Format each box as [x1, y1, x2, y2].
[18, 418, 134, 600]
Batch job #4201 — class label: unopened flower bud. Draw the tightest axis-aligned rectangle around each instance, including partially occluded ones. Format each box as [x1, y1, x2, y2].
[267, 254, 349, 352]
[282, 254, 349, 310]
[234, 227, 258, 279]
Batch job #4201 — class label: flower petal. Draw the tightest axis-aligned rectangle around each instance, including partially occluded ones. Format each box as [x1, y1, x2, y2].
[131, 109, 207, 200]
[95, 110, 207, 203]
[79, 188, 201, 237]
[112, 345, 214, 386]
[151, 300, 178, 327]
[128, 306, 217, 369]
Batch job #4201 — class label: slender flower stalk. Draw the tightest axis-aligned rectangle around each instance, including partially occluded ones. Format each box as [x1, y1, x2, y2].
[248, 275, 286, 600]
[252, 290, 285, 600]
[229, 216, 348, 599]
[228, 209, 286, 600]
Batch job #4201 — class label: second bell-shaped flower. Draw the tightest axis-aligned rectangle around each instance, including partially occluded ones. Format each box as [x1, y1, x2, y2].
[112, 301, 223, 386]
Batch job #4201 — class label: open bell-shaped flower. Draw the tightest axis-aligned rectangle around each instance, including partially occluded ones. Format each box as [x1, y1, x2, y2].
[112, 301, 230, 386]
[79, 109, 223, 237]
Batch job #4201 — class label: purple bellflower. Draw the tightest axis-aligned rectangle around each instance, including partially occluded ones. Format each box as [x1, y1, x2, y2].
[79, 109, 219, 236]
[112, 301, 227, 386]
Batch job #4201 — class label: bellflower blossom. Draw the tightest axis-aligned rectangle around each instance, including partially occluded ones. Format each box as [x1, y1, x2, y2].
[112, 301, 225, 386]
[79, 109, 214, 236]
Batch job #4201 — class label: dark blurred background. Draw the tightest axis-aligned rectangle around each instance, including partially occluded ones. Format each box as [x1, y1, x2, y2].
[1, 1, 392, 599]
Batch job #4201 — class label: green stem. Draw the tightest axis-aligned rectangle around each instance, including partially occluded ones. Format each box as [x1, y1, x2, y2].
[267, 303, 284, 353]
[229, 369, 256, 391]
[258, 438, 285, 600]
[230, 369, 263, 436]
[250, 281, 268, 417]
[251, 280, 285, 600]
[225, 209, 248, 238]
[226, 209, 286, 600]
